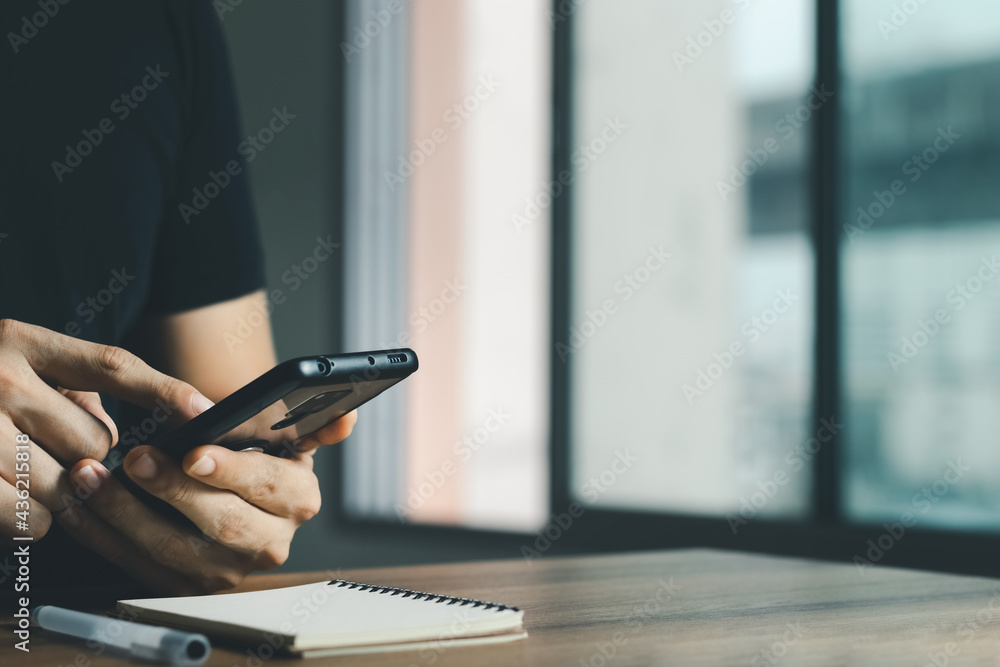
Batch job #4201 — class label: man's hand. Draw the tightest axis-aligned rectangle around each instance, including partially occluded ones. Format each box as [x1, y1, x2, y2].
[0, 319, 213, 541]
[60, 410, 357, 595]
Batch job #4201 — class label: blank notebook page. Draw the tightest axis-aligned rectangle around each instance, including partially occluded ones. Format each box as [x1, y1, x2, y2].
[119, 580, 525, 652]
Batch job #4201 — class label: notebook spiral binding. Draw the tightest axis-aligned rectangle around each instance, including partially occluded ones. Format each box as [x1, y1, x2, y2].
[328, 580, 519, 612]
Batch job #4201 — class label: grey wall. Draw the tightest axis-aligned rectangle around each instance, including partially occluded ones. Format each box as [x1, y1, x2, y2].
[219, 1, 339, 360]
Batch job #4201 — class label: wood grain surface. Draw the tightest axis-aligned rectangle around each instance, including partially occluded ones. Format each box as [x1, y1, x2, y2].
[6, 548, 1000, 666]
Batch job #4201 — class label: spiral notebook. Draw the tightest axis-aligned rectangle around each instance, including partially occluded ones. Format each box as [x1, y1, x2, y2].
[118, 580, 526, 658]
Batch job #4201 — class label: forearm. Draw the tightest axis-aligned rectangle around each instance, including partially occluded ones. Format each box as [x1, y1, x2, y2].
[149, 291, 278, 401]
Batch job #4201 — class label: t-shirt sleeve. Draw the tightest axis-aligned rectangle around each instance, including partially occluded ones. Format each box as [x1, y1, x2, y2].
[145, 0, 266, 315]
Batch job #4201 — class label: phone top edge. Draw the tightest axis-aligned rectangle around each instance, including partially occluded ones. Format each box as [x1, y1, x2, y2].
[149, 350, 417, 458]
[287, 349, 418, 382]
[301, 348, 418, 363]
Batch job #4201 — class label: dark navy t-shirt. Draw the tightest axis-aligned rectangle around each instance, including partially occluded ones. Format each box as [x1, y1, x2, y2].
[0, 0, 266, 597]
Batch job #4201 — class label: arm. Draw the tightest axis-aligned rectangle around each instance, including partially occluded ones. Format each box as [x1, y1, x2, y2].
[151, 290, 278, 402]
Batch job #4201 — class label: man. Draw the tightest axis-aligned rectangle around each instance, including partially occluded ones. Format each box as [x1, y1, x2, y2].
[0, 0, 352, 596]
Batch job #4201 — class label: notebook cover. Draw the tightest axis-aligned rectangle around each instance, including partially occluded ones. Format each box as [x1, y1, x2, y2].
[118, 579, 525, 655]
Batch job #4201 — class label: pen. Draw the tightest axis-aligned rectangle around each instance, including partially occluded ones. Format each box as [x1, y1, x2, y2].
[32, 605, 210, 665]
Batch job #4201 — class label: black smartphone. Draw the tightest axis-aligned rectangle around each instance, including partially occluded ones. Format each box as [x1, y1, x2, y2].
[147, 348, 418, 459]
[107, 349, 417, 522]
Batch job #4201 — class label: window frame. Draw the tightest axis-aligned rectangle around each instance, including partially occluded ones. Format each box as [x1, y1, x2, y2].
[331, 0, 1000, 578]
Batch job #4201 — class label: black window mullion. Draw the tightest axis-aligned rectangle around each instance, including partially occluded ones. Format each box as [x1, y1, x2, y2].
[812, 0, 843, 524]
[549, 1, 574, 515]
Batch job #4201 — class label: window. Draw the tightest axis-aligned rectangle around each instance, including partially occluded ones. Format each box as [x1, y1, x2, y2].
[338, 0, 1000, 570]
[341, 0, 550, 531]
[841, 0, 1000, 530]
[569, 0, 815, 519]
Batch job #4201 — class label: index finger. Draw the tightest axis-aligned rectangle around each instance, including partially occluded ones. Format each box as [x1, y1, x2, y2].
[1, 319, 212, 420]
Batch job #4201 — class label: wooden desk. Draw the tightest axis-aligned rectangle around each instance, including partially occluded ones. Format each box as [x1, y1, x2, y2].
[7, 548, 1000, 666]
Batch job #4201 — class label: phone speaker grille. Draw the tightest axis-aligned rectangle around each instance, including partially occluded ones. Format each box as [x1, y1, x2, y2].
[387, 353, 407, 364]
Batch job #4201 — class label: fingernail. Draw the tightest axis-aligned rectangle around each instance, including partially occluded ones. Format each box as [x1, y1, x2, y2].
[191, 393, 215, 415]
[131, 453, 158, 480]
[188, 455, 216, 477]
[93, 462, 110, 479]
[76, 464, 102, 491]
